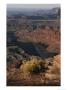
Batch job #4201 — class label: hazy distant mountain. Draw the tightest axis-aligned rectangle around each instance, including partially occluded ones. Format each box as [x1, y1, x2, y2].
[7, 8, 38, 16]
[7, 7, 60, 15]
[7, 7, 60, 20]
[33, 7, 60, 16]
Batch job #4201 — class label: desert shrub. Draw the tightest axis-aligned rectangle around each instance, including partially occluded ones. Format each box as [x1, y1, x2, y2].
[20, 58, 45, 73]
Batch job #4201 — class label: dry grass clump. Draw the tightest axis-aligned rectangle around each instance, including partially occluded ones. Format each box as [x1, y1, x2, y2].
[20, 58, 45, 73]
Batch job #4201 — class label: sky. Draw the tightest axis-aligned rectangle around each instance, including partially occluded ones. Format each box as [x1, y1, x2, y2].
[7, 4, 60, 10]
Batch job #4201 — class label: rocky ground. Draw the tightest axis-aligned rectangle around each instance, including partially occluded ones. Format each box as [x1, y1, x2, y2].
[7, 55, 60, 86]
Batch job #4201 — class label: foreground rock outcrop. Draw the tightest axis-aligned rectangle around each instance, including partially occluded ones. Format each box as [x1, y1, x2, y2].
[7, 55, 60, 86]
